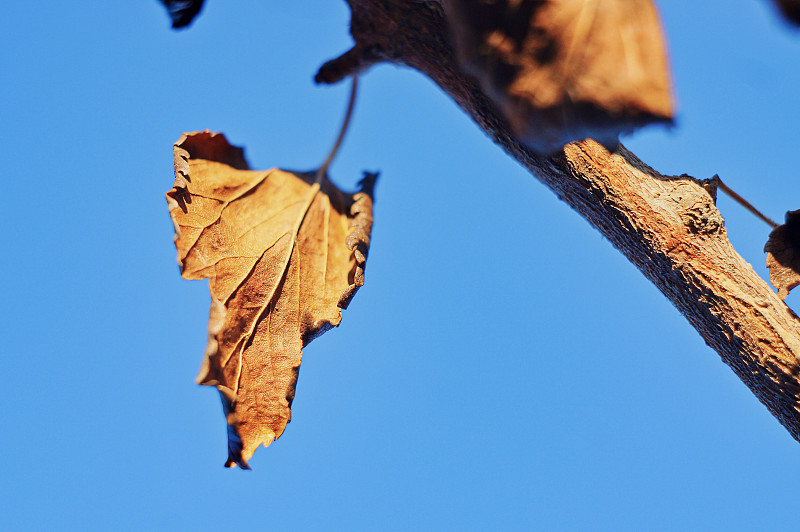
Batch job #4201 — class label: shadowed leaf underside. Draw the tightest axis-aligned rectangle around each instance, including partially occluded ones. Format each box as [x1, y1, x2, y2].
[766, 209, 800, 299]
[444, 0, 674, 152]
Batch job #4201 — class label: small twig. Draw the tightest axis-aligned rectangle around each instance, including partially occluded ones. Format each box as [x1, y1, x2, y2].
[715, 175, 779, 228]
[315, 45, 381, 85]
[317, 75, 359, 180]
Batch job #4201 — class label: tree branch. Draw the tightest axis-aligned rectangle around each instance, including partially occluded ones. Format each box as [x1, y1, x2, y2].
[318, 0, 800, 441]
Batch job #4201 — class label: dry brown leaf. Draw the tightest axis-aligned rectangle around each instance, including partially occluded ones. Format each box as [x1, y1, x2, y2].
[159, 0, 205, 28]
[443, 0, 674, 152]
[167, 131, 376, 469]
[765, 210, 800, 299]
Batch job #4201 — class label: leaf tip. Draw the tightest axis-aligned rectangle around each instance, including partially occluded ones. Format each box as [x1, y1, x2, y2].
[173, 131, 250, 172]
[219, 390, 253, 470]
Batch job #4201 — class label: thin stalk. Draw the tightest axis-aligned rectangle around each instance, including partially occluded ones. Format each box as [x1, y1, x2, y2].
[716, 175, 779, 229]
[317, 75, 358, 181]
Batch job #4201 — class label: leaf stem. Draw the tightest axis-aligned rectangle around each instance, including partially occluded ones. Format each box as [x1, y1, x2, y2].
[317, 75, 358, 179]
[715, 175, 778, 228]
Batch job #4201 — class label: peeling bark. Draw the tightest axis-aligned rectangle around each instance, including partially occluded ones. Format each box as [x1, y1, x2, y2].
[318, 0, 800, 440]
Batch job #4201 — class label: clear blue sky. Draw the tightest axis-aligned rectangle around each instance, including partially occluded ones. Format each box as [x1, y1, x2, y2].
[3, 1, 800, 530]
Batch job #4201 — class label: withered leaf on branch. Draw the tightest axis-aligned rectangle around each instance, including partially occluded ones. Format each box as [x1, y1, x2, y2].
[765, 209, 800, 299]
[167, 131, 376, 469]
[158, 0, 206, 29]
[443, 0, 674, 152]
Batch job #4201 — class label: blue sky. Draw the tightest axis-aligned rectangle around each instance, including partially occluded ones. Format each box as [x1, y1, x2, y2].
[2, 1, 800, 530]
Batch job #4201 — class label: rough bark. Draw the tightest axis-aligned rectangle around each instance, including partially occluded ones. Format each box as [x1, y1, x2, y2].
[316, 0, 800, 440]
